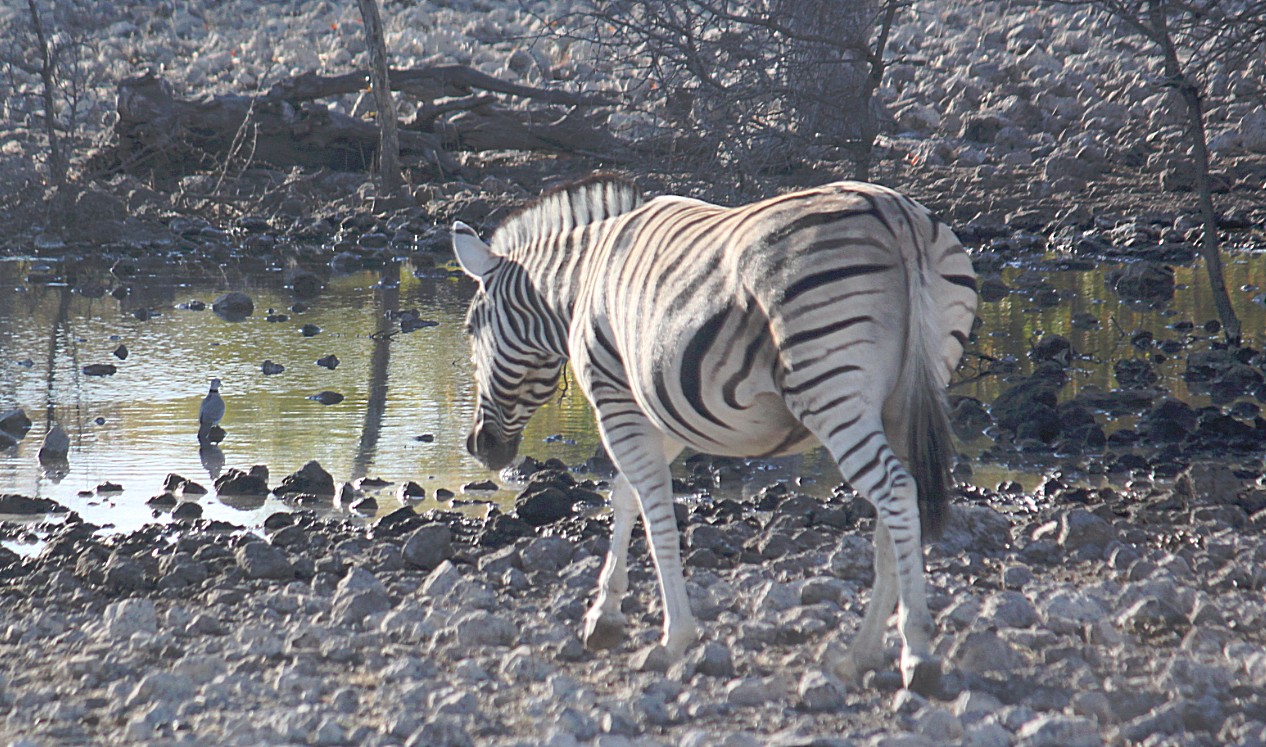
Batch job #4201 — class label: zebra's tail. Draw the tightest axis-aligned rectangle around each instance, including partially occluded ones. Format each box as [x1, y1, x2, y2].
[900, 256, 956, 544]
[903, 347, 953, 542]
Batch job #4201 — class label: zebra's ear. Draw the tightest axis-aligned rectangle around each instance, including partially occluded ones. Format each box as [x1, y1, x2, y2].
[452, 221, 497, 279]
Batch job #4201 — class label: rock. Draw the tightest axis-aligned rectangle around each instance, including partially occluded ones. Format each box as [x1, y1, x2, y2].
[515, 485, 575, 526]
[1137, 398, 1198, 443]
[520, 536, 575, 573]
[172, 502, 203, 520]
[316, 354, 340, 370]
[38, 425, 70, 464]
[300, 323, 322, 337]
[1114, 359, 1158, 389]
[1016, 714, 1103, 747]
[0, 408, 32, 437]
[0, 494, 65, 514]
[453, 610, 517, 648]
[334, 568, 392, 625]
[214, 466, 270, 496]
[1057, 508, 1117, 557]
[309, 391, 344, 405]
[1108, 262, 1175, 305]
[82, 363, 118, 376]
[402, 524, 454, 570]
[275, 460, 335, 498]
[235, 540, 294, 580]
[950, 629, 1022, 675]
[1117, 597, 1190, 640]
[983, 590, 1039, 629]
[798, 670, 848, 712]
[261, 360, 285, 375]
[102, 598, 158, 639]
[212, 292, 254, 320]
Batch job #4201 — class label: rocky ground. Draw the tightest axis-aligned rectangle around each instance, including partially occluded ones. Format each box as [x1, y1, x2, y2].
[3, 0, 1266, 745]
[3, 460, 1266, 747]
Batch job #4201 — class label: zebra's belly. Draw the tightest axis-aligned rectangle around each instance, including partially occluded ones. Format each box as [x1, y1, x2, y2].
[644, 390, 819, 458]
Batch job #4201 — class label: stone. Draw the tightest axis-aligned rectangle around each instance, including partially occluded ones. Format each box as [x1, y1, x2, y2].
[212, 291, 254, 320]
[453, 610, 517, 648]
[521, 536, 575, 573]
[275, 460, 335, 498]
[950, 630, 1022, 675]
[235, 541, 294, 581]
[1058, 508, 1117, 557]
[798, 670, 848, 712]
[0, 408, 32, 437]
[214, 466, 270, 496]
[102, 598, 158, 639]
[308, 391, 345, 405]
[1117, 597, 1190, 640]
[0, 494, 65, 514]
[515, 486, 575, 526]
[402, 524, 454, 571]
[1108, 262, 1175, 305]
[1016, 714, 1101, 747]
[983, 590, 1039, 628]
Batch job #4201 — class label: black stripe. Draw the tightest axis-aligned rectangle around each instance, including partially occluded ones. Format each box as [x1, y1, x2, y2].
[652, 364, 715, 443]
[943, 274, 977, 292]
[782, 264, 893, 306]
[764, 205, 886, 249]
[679, 309, 733, 430]
[722, 325, 771, 410]
[782, 315, 872, 349]
[783, 364, 861, 396]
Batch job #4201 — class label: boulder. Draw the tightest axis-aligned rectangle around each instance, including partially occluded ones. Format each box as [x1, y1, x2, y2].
[212, 292, 254, 321]
[274, 460, 335, 498]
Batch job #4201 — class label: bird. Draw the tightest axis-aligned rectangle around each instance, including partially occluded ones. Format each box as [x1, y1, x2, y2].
[198, 378, 225, 444]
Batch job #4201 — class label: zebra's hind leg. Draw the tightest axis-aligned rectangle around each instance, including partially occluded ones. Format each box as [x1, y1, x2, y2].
[582, 474, 636, 650]
[804, 413, 940, 693]
[833, 519, 899, 683]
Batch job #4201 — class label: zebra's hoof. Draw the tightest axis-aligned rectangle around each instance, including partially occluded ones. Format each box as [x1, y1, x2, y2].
[901, 653, 941, 696]
[581, 611, 627, 651]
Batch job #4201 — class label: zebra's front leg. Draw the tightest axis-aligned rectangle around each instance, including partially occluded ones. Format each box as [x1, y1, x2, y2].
[582, 474, 636, 650]
[597, 427, 696, 658]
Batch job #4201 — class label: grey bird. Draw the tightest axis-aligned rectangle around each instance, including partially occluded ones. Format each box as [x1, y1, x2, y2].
[198, 378, 225, 444]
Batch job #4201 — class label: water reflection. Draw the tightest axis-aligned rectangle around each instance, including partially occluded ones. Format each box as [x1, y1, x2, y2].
[1, 250, 1264, 533]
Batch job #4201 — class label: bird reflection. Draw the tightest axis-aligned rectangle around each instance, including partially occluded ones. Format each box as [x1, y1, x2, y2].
[199, 443, 224, 481]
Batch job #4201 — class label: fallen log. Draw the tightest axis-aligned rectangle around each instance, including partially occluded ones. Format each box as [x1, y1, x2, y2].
[92, 65, 626, 181]
[95, 72, 456, 179]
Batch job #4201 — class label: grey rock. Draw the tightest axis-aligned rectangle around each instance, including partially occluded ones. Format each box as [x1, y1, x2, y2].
[1058, 508, 1117, 557]
[521, 535, 575, 573]
[235, 541, 294, 581]
[406, 715, 473, 747]
[421, 560, 463, 598]
[402, 523, 454, 570]
[950, 629, 1022, 675]
[275, 459, 335, 498]
[212, 291, 254, 320]
[984, 590, 1040, 629]
[102, 598, 158, 639]
[1016, 714, 1102, 747]
[797, 670, 848, 712]
[1117, 597, 1189, 640]
[453, 610, 517, 648]
[914, 705, 963, 742]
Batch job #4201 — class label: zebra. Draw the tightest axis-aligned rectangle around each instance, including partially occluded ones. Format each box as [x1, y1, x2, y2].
[452, 175, 977, 693]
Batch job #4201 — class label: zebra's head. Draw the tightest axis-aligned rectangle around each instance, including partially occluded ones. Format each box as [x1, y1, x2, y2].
[453, 221, 565, 471]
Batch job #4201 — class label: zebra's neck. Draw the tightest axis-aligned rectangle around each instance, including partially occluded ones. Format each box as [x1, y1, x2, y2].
[493, 175, 644, 356]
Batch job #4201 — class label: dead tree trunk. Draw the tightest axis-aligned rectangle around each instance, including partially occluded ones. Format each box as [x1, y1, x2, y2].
[1149, 2, 1241, 344]
[26, 0, 66, 187]
[356, 0, 403, 192]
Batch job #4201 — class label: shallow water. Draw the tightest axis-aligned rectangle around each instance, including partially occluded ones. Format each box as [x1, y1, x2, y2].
[2, 249, 1265, 537]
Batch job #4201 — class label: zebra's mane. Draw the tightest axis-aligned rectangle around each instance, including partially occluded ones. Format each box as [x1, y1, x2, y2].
[491, 174, 643, 255]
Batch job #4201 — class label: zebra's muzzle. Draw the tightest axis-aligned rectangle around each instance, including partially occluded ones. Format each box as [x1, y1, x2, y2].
[467, 427, 521, 471]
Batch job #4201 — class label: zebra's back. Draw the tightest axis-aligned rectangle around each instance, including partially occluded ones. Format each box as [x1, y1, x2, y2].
[573, 181, 975, 459]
